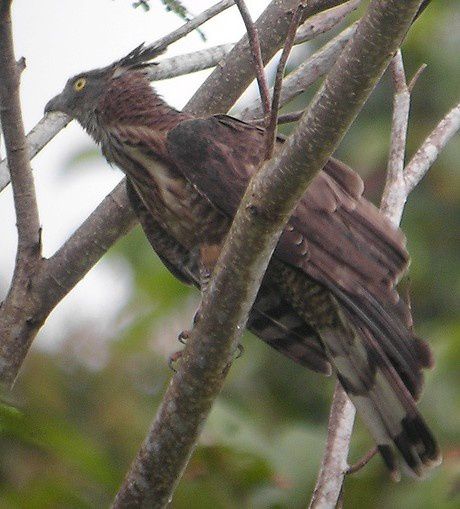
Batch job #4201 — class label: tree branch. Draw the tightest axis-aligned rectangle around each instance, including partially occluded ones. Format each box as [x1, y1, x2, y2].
[0, 1, 40, 254]
[265, 2, 304, 159]
[309, 385, 355, 509]
[404, 102, 460, 194]
[235, 0, 272, 120]
[112, 0, 426, 506]
[140, 0, 235, 57]
[294, 0, 360, 44]
[242, 22, 357, 120]
[186, 0, 353, 116]
[380, 50, 410, 224]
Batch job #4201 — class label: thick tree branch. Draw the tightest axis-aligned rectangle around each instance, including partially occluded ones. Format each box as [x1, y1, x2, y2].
[0, 1, 40, 254]
[112, 0, 426, 506]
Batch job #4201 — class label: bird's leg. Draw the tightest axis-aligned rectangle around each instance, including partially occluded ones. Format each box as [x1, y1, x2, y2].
[170, 243, 219, 370]
[170, 242, 243, 371]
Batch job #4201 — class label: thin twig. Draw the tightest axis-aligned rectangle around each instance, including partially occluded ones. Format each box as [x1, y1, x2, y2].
[242, 22, 357, 121]
[252, 109, 304, 126]
[309, 385, 355, 508]
[265, 3, 305, 159]
[235, 0, 271, 121]
[346, 447, 378, 475]
[407, 63, 427, 93]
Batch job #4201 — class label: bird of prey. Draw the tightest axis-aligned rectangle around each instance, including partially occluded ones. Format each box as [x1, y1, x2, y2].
[45, 45, 441, 478]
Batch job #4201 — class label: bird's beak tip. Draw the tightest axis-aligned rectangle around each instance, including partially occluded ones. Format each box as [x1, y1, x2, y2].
[44, 95, 61, 114]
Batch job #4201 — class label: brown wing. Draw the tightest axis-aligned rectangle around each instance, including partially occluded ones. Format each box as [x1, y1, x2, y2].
[166, 115, 433, 397]
[167, 116, 441, 475]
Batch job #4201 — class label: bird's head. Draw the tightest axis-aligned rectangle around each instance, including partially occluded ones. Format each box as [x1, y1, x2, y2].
[45, 68, 112, 124]
[45, 43, 164, 127]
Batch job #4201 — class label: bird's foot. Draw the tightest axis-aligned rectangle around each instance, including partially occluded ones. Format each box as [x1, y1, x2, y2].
[168, 349, 183, 372]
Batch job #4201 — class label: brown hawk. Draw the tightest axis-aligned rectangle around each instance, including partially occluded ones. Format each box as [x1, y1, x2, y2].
[45, 45, 441, 477]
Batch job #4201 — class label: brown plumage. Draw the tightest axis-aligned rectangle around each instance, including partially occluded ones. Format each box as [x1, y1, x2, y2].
[45, 45, 441, 477]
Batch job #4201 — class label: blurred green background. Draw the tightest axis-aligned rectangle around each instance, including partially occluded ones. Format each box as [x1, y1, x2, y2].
[1, 1, 459, 508]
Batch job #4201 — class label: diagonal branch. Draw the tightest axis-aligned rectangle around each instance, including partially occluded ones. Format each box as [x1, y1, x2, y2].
[380, 50, 411, 224]
[404, 102, 460, 195]
[140, 0, 235, 58]
[112, 0, 426, 506]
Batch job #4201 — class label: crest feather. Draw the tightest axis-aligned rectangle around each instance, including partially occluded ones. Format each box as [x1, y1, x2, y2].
[113, 43, 166, 70]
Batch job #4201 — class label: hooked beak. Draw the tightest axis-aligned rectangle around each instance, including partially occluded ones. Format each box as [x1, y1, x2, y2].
[44, 93, 65, 114]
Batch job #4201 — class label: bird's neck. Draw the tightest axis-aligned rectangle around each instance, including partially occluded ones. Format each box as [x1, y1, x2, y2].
[92, 71, 190, 138]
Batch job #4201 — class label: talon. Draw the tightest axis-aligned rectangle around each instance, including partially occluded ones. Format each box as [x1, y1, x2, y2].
[178, 330, 190, 344]
[192, 310, 201, 325]
[168, 350, 183, 372]
[234, 343, 244, 360]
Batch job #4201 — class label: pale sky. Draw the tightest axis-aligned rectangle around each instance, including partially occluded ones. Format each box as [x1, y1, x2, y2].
[0, 1, 269, 351]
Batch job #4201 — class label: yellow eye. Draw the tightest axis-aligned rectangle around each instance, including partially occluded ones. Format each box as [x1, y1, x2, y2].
[74, 77, 87, 91]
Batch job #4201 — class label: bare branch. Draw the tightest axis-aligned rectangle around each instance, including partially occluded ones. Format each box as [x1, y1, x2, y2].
[146, 43, 233, 81]
[242, 22, 357, 121]
[265, 3, 304, 159]
[0, 1, 40, 253]
[346, 447, 378, 475]
[294, 0, 360, 44]
[0, 180, 136, 385]
[113, 0, 426, 505]
[235, 0, 271, 120]
[407, 62, 427, 93]
[380, 50, 411, 224]
[309, 385, 355, 509]
[404, 102, 460, 194]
